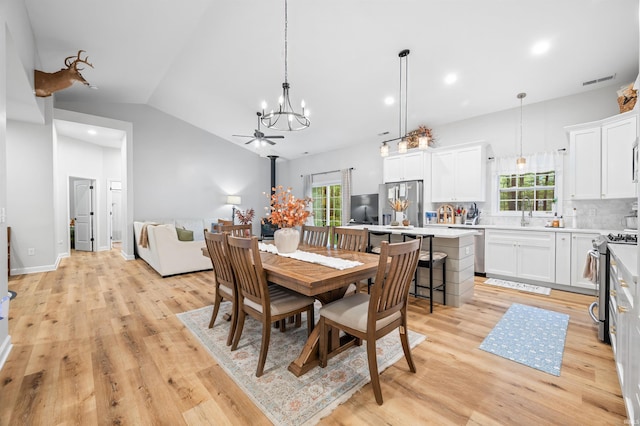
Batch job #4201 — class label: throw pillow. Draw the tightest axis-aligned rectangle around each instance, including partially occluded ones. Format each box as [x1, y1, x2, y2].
[176, 227, 194, 241]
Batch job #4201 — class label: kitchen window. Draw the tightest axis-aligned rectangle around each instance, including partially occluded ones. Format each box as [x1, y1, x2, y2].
[492, 152, 563, 216]
[498, 171, 555, 213]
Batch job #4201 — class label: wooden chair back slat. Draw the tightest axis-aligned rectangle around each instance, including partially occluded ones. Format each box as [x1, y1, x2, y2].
[333, 227, 368, 252]
[370, 239, 421, 321]
[204, 231, 234, 286]
[226, 235, 268, 308]
[300, 225, 330, 247]
[220, 224, 252, 237]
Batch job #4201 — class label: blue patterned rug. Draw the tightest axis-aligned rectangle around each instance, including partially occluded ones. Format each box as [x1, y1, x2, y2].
[479, 303, 569, 376]
[178, 303, 425, 425]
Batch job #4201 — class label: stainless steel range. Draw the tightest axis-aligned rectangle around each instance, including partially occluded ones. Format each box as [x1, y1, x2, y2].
[589, 232, 637, 343]
[605, 233, 638, 244]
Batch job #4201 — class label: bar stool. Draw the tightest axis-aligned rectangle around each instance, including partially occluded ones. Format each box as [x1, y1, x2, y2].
[402, 233, 447, 313]
[366, 230, 392, 293]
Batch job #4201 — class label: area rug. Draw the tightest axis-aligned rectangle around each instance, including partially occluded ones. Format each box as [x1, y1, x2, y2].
[479, 303, 569, 376]
[177, 303, 426, 425]
[483, 278, 551, 295]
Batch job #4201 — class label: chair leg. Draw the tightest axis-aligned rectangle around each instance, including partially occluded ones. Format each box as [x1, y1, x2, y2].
[319, 317, 328, 368]
[429, 260, 434, 313]
[442, 259, 446, 306]
[307, 306, 314, 336]
[256, 318, 271, 377]
[231, 309, 246, 351]
[226, 299, 238, 347]
[208, 294, 222, 329]
[399, 323, 416, 373]
[366, 338, 383, 405]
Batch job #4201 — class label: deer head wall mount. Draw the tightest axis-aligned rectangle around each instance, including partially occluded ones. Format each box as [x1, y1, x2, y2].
[34, 50, 94, 97]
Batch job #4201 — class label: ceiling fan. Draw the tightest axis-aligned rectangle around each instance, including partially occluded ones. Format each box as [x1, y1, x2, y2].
[233, 112, 284, 146]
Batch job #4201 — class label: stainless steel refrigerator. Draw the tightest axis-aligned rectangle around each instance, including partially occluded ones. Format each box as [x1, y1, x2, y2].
[378, 180, 423, 226]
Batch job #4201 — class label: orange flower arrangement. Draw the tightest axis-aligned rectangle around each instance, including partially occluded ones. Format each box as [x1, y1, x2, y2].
[264, 185, 312, 228]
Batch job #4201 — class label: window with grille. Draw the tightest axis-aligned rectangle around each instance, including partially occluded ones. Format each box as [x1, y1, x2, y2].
[311, 184, 342, 226]
[498, 171, 556, 213]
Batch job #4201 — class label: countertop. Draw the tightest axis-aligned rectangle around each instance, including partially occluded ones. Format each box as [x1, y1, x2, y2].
[344, 224, 479, 239]
[425, 223, 625, 235]
[608, 244, 639, 283]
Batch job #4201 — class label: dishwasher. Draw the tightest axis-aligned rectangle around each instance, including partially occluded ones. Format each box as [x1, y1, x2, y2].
[474, 229, 485, 275]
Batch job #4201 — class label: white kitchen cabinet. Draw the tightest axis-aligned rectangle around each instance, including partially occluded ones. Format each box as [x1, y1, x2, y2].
[608, 247, 637, 420]
[555, 232, 571, 285]
[383, 151, 424, 183]
[567, 112, 637, 200]
[570, 232, 600, 290]
[568, 126, 601, 199]
[431, 144, 486, 202]
[485, 229, 555, 283]
[602, 115, 637, 199]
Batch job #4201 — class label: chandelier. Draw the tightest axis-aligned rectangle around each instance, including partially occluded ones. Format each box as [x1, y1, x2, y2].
[516, 92, 527, 170]
[261, 0, 309, 131]
[380, 49, 430, 157]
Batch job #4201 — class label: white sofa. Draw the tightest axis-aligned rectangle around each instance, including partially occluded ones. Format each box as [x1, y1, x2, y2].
[134, 221, 212, 277]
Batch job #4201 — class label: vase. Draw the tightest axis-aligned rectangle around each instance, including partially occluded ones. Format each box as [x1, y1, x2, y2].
[274, 228, 300, 253]
[395, 211, 404, 223]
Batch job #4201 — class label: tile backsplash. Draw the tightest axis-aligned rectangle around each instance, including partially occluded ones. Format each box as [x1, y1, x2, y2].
[475, 199, 636, 230]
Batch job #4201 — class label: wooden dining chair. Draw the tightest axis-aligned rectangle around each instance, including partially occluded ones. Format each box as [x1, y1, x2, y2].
[365, 230, 392, 293]
[334, 227, 368, 293]
[226, 235, 315, 377]
[220, 224, 252, 237]
[318, 238, 421, 405]
[300, 225, 330, 247]
[204, 231, 237, 346]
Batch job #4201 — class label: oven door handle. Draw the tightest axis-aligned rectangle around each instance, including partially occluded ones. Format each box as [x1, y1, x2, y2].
[589, 301, 599, 323]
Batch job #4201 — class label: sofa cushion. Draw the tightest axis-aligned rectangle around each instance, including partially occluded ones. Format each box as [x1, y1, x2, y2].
[174, 219, 205, 241]
[176, 227, 194, 241]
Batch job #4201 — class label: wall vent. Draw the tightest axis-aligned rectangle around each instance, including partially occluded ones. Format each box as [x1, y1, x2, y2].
[583, 74, 616, 86]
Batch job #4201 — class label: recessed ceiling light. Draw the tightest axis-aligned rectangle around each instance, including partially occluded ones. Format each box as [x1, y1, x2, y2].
[461, 99, 470, 107]
[88, 129, 97, 135]
[531, 40, 550, 55]
[384, 96, 394, 105]
[444, 73, 457, 85]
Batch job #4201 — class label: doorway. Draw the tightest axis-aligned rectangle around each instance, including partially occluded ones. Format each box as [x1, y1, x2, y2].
[70, 178, 95, 252]
[109, 180, 122, 248]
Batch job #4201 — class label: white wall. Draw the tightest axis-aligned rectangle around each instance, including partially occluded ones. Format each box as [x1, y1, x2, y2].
[54, 102, 273, 237]
[284, 85, 634, 229]
[7, 101, 57, 274]
[58, 136, 121, 253]
[0, 15, 10, 370]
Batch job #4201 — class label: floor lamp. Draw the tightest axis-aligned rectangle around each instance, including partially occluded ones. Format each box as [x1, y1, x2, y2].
[226, 195, 241, 224]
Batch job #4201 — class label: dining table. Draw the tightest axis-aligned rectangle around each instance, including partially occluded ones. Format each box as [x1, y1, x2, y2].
[203, 242, 382, 377]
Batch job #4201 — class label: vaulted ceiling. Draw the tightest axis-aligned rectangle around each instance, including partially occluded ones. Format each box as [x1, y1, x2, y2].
[16, 0, 640, 159]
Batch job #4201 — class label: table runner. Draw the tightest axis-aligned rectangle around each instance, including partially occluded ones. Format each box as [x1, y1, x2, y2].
[258, 242, 364, 270]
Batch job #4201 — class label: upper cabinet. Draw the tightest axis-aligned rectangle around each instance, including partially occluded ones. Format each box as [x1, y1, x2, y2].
[383, 151, 425, 183]
[431, 144, 486, 202]
[567, 111, 637, 200]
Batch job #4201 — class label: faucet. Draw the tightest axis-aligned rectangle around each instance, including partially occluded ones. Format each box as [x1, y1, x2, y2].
[521, 196, 532, 226]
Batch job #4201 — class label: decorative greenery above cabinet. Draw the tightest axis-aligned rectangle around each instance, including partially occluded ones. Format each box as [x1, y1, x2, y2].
[566, 110, 638, 200]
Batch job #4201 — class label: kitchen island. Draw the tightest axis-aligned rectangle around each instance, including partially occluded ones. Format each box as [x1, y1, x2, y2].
[343, 225, 478, 307]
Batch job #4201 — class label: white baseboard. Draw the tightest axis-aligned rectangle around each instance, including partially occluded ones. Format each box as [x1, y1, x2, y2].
[0, 334, 12, 371]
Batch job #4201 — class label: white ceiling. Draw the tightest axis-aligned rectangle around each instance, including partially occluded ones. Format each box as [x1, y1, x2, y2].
[18, 0, 640, 159]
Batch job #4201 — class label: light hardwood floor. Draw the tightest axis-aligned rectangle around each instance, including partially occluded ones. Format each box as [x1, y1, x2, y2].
[1, 248, 627, 425]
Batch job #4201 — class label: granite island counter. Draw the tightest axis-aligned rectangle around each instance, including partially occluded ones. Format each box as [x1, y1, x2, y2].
[342, 225, 479, 307]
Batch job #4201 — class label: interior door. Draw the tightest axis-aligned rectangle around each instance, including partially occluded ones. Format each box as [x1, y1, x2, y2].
[110, 181, 122, 244]
[74, 179, 94, 251]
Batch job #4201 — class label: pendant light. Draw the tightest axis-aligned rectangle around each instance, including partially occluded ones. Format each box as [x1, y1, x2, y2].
[380, 141, 389, 157]
[261, 0, 310, 131]
[516, 92, 527, 170]
[380, 49, 411, 156]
